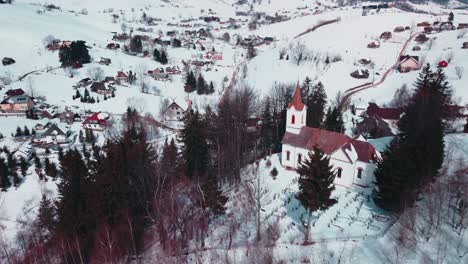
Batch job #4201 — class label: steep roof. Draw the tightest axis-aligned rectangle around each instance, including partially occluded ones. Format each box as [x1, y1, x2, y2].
[83, 112, 110, 126]
[6, 89, 25, 97]
[282, 127, 378, 163]
[287, 83, 305, 111]
[42, 124, 66, 137]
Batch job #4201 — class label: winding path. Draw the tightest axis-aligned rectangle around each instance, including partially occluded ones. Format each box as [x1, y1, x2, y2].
[338, 32, 419, 110]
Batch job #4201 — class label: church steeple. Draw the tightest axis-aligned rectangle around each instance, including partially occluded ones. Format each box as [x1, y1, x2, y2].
[288, 82, 305, 111]
[286, 82, 307, 134]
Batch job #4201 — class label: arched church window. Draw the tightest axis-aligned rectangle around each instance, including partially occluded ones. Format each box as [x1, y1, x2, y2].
[291, 115, 295, 124]
[357, 168, 363, 179]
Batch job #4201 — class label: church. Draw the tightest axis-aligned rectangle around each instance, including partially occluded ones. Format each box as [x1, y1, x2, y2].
[281, 84, 379, 188]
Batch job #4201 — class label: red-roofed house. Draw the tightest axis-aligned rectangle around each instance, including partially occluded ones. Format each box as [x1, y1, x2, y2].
[365, 103, 402, 120]
[82, 112, 110, 131]
[116, 71, 129, 83]
[281, 84, 379, 188]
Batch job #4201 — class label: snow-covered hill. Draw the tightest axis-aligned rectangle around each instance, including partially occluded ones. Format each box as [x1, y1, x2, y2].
[0, 0, 467, 263]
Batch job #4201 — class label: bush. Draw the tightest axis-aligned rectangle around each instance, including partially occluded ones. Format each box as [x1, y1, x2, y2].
[265, 159, 272, 168]
[270, 167, 278, 179]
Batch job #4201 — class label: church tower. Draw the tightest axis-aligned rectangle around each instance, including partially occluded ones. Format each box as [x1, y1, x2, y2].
[286, 83, 307, 134]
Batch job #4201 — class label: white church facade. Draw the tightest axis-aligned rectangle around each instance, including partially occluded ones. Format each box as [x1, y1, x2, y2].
[281, 84, 379, 188]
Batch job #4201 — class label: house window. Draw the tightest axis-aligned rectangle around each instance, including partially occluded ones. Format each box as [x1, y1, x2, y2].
[337, 168, 342, 178]
[286, 151, 290, 161]
[357, 168, 363, 179]
[298, 154, 302, 164]
[291, 115, 295, 124]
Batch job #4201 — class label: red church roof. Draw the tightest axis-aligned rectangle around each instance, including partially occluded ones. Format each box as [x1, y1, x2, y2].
[282, 127, 378, 163]
[288, 83, 305, 111]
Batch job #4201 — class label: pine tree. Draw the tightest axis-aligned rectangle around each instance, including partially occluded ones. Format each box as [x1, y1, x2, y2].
[305, 82, 327, 128]
[32, 129, 36, 136]
[259, 99, 274, 155]
[373, 139, 416, 212]
[161, 138, 179, 179]
[79, 130, 84, 142]
[448, 12, 454, 22]
[56, 149, 94, 257]
[85, 129, 95, 143]
[15, 126, 23, 137]
[37, 194, 56, 238]
[197, 74, 207, 95]
[19, 156, 28, 176]
[398, 64, 452, 187]
[208, 81, 215, 94]
[0, 158, 11, 190]
[324, 107, 344, 133]
[296, 148, 337, 242]
[160, 50, 168, 64]
[44, 157, 51, 176]
[58, 147, 64, 162]
[24, 126, 30, 136]
[45, 147, 51, 155]
[153, 48, 160, 61]
[12, 171, 20, 187]
[184, 70, 196, 93]
[200, 175, 228, 216]
[34, 156, 42, 170]
[180, 110, 209, 178]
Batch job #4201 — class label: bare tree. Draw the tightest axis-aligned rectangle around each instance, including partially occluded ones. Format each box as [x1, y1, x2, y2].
[445, 52, 454, 63]
[42, 34, 57, 48]
[136, 63, 148, 93]
[159, 98, 170, 119]
[87, 67, 105, 81]
[390, 84, 412, 108]
[454, 66, 464, 79]
[292, 41, 307, 66]
[457, 28, 467, 39]
[222, 32, 231, 43]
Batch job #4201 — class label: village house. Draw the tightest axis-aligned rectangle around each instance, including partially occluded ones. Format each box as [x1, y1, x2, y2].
[106, 43, 120, 49]
[99, 57, 111, 65]
[458, 23, 468, 30]
[0, 94, 34, 112]
[4, 88, 25, 98]
[397, 55, 420, 73]
[165, 66, 181, 75]
[115, 71, 129, 83]
[424, 27, 433, 34]
[163, 101, 190, 121]
[357, 115, 395, 138]
[394, 26, 405, 33]
[379, 31, 392, 40]
[350, 69, 370, 79]
[59, 109, 76, 124]
[415, 33, 428, 43]
[78, 78, 92, 87]
[2, 57, 15, 66]
[417, 22, 431, 27]
[82, 112, 110, 131]
[153, 73, 170, 82]
[90, 82, 113, 95]
[281, 84, 379, 188]
[36, 124, 70, 145]
[367, 41, 380, 49]
[365, 103, 402, 120]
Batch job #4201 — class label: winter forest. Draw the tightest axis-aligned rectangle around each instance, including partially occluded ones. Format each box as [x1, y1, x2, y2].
[0, 0, 467, 263]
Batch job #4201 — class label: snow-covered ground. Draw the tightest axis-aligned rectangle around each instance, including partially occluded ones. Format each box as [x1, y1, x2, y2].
[0, 0, 467, 262]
